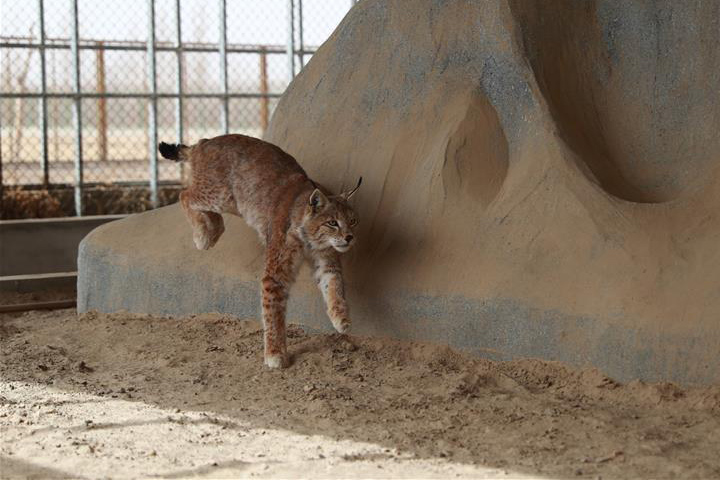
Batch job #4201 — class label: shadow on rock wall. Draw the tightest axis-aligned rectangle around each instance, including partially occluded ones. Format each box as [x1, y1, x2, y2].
[509, 0, 720, 203]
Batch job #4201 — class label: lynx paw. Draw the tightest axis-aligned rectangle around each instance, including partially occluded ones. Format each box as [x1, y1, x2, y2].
[332, 317, 351, 334]
[193, 231, 212, 250]
[264, 353, 288, 369]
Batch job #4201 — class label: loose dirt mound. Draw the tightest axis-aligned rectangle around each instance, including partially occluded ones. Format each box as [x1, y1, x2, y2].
[2, 310, 719, 478]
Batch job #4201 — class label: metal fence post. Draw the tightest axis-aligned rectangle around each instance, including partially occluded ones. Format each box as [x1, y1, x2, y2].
[259, 47, 269, 133]
[70, 0, 83, 215]
[175, 0, 183, 144]
[175, 0, 185, 181]
[96, 41, 108, 162]
[297, 0, 304, 69]
[38, 0, 49, 187]
[219, 0, 229, 134]
[147, 0, 158, 207]
[287, 0, 295, 81]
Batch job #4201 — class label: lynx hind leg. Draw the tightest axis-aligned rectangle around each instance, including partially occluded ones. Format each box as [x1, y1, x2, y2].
[261, 275, 290, 368]
[205, 211, 225, 248]
[261, 239, 304, 369]
[179, 190, 225, 250]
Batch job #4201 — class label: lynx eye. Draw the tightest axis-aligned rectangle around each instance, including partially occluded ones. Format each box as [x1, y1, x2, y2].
[326, 220, 339, 228]
[349, 218, 357, 226]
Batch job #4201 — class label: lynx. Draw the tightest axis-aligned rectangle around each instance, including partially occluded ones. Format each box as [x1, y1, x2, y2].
[159, 134, 361, 369]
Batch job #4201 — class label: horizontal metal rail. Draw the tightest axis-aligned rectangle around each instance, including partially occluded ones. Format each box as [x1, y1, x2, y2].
[3, 180, 183, 189]
[1, 92, 282, 99]
[0, 40, 319, 56]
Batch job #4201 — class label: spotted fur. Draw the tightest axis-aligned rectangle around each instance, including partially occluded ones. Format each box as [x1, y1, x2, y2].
[159, 134, 361, 368]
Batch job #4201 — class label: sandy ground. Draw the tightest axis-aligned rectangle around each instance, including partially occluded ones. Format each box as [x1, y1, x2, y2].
[1, 309, 719, 479]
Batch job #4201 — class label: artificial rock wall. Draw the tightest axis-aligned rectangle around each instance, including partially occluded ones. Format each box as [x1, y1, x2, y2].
[80, 0, 720, 384]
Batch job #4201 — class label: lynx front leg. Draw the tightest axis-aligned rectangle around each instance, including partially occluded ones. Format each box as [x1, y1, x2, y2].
[313, 253, 350, 334]
[261, 236, 303, 368]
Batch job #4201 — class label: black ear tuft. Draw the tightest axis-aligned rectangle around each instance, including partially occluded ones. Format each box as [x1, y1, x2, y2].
[345, 176, 363, 199]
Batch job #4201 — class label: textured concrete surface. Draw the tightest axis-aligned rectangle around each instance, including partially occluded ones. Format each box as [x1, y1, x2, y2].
[1, 215, 124, 276]
[79, 0, 719, 384]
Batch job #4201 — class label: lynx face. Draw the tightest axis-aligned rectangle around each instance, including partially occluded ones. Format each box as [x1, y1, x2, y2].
[303, 189, 358, 253]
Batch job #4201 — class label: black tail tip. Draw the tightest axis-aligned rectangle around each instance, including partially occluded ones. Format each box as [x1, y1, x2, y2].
[159, 141, 181, 160]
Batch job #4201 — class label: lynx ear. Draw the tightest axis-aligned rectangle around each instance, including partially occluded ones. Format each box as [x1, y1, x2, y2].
[309, 188, 328, 212]
[341, 177, 363, 200]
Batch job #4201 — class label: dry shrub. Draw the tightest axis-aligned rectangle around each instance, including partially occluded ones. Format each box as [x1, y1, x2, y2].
[0, 187, 64, 219]
[1, 185, 181, 219]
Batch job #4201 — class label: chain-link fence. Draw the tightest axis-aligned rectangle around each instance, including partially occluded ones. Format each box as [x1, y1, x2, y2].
[1, 0, 355, 216]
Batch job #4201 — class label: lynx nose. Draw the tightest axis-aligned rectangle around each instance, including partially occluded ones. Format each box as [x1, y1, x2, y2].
[345, 234, 354, 243]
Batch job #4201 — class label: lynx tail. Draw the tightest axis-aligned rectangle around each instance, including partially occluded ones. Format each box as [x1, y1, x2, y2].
[158, 142, 189, 162]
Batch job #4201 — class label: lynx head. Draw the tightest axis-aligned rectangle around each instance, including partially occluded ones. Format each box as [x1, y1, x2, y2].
[302, 178, 361, 253]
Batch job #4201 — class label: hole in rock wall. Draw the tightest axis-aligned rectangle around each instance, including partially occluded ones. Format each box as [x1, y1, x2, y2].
[441, 92, 509, 207]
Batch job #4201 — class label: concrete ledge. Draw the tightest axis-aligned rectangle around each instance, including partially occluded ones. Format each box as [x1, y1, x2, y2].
[78, 206, 720, 385]
[0, 215, 125, 276]
[0, 272, 77, 293]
